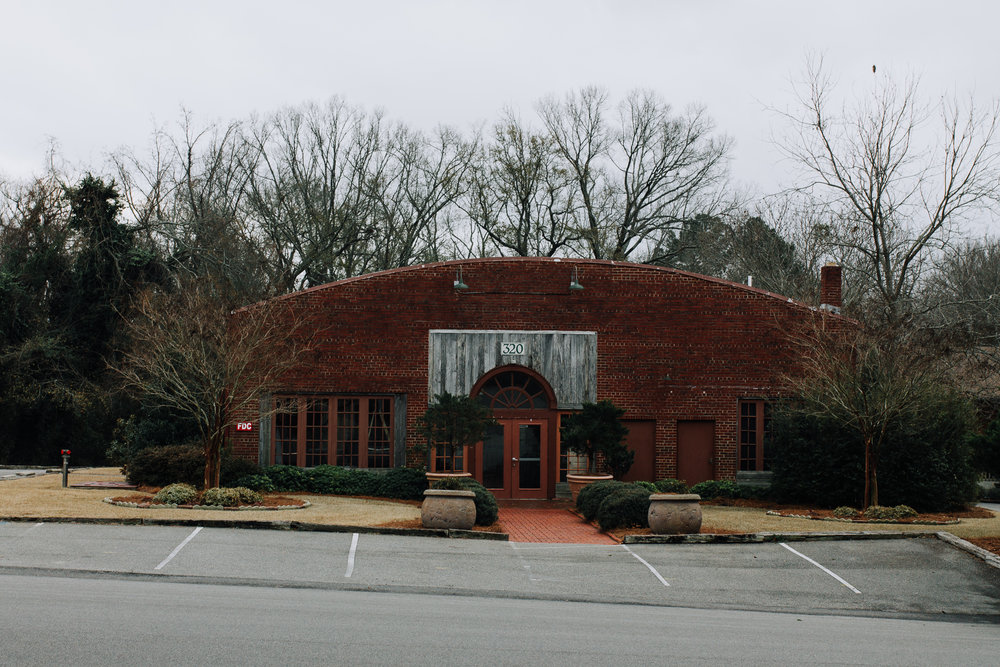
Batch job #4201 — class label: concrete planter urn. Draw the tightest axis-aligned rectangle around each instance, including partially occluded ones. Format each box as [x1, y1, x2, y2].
[425, 471, 472, 483]
[566, 473, 614, 503]
[647, 493, 702, 534]
[421, 489, 477, 530]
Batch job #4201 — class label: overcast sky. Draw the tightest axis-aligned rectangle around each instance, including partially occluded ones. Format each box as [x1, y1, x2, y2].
[3, 0, 998, 201]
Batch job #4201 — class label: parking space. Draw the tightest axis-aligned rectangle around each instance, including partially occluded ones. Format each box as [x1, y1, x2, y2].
[2, 522, 998, 621]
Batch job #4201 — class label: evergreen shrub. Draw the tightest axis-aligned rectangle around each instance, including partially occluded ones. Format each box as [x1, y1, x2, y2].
[232, 474, 276, 492]
[152, 483, 198, 505]
[689, 480, 742, 500]
[654, 478, 689, 494]
[377, 467, 428, 500]
[127, 445, 204, 487]
[576, 480, 629, 521]
[596, 485, 651, 531]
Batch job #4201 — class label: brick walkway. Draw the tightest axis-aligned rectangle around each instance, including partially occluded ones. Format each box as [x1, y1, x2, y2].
[497, 502, 618, 544]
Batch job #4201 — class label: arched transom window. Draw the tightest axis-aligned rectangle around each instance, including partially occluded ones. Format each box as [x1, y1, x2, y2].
[477, 371, 550, 410]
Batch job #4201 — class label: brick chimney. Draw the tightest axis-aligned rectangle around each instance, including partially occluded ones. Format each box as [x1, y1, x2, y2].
[820, 263, 842, 313]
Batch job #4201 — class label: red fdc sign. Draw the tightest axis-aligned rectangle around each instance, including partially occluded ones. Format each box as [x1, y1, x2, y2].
[235, 422, 253, 431]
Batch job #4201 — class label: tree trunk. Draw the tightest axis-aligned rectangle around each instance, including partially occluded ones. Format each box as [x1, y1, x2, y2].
[863, 435, 877, 509]
[203, 433, 222, 489]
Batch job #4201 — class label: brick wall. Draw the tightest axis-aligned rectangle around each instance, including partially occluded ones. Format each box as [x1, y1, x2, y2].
[229, 258, 844, 481]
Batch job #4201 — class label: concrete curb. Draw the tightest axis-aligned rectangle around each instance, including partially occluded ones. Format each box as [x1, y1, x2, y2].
[623, 530, 1000, 570]
[934, 531, 1000, 570]
[0, 515, 509, 541]
[622, 531, 939, 544]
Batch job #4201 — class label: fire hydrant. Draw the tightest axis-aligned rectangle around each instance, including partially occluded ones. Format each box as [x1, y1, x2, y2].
[61, 449, 71, 488]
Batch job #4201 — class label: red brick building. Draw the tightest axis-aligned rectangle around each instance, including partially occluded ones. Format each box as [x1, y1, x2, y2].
[231, 258, 844, 499]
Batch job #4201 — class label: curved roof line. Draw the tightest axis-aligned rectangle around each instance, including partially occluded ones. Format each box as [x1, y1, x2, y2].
[236, 256, 845, 319]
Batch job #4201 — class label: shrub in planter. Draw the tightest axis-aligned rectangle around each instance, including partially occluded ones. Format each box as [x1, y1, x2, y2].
[561, 400, 632, 477]
[654, 478, 689, 494]
[378, 467, 429, 500]
[431, 477, 499, 525]
[232, 474, 276, 492]
[576, 480, 629, 521]
[152, 483, 198, 505]
[596, 485, 651, 531]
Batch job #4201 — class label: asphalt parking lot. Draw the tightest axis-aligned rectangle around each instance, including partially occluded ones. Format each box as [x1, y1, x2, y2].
[1, 521, 997, 622]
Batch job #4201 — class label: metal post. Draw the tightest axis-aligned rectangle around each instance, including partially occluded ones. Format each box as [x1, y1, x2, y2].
[61, 449, 71, 488]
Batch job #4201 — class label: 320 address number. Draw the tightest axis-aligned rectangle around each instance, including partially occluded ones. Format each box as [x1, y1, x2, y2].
[501, 342, 526, 355]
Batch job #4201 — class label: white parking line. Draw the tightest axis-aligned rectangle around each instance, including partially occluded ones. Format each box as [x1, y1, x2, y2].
[22, 522, 44, 536]
[621, 545, 670, 587]
[780, 542, 861, 594]
[345, 533, 359, 578]
[155, 527, 202, 571]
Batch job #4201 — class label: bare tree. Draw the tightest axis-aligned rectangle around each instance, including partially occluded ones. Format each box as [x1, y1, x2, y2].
[363, 124, 474, 272]
[777, 58, 1000, 324]
[116, 276, 322, 488]
[922, 239, 1000, 392]
[463, 113, 577, 257]
[538, 87, 732, 261]
[242, 100, 385, 289]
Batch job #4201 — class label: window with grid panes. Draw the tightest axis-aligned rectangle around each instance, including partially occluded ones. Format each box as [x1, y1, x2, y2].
[271, 395, 394, 468]
[739, 400, 772, 471]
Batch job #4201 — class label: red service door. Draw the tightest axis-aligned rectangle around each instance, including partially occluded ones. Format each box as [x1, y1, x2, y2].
[676, 420, 715, 486]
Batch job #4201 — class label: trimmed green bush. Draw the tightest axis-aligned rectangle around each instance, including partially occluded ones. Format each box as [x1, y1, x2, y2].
[430, 477, 499, 525]
[233, 487, 263, 504]
[833, 506, 860, 518]
[152, 483, 197, 505]
[232, 474, 276, 492]
[221, 457, 261, 487]
[127, 445, 204, 487]
[654, 478, 689, 494]
[689, 480, 742, 500]
[633, 480, 657, 493]
[305, 465, 381, 496]
[377, 467, 428, 500]
[862, 505, 918, 521]
[263, 465, 310, 491]
[596, 485, 651, 531]
[202, 487, 242, 507]
[576, 480, 629, 521]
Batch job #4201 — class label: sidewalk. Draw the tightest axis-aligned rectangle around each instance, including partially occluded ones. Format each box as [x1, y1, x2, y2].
[498, 501, 616, 544]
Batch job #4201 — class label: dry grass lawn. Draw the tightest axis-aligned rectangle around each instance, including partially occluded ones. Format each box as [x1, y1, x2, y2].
[3, 468, 998, 541]
[700, 504, 1000, 540]
[0, 468, 420, 526]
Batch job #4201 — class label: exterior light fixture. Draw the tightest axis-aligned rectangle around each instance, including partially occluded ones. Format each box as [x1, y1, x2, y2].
[569, 266, 584, 291]
[454, 266, 469, 290]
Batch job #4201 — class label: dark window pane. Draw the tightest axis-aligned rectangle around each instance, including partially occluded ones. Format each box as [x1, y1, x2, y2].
[482, 424, 505, 488]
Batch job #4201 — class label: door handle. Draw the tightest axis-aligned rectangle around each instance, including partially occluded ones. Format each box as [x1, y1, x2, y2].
[511, 457, 518, 468]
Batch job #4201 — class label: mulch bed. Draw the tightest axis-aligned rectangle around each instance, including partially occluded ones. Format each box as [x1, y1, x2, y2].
[704, 497, 991, 524]
[764, 506, 990, 524]
[967, 537, 1000, 556]
[107, 493, 308, 510]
